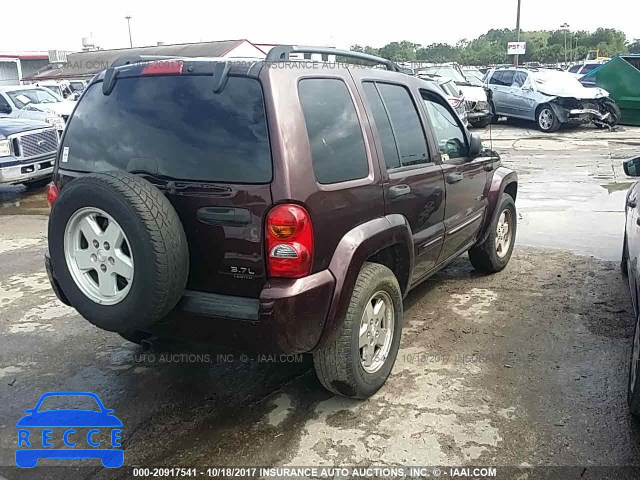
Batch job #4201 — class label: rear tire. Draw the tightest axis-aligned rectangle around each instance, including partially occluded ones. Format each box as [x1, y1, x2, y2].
[536, 105, 560, 133]
[313, 262, 403, 399]
[469, 194, 517, 273]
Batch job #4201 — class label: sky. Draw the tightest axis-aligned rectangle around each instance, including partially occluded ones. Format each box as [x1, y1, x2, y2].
[2, 0, 638, 53]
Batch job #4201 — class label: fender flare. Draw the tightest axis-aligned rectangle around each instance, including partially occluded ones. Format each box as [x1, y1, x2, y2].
[316, 214, 413, 348]
[477, 167, 518, 245]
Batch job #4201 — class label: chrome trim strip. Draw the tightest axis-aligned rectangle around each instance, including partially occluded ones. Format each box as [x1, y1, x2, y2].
[448, 211, 484, 235]
[419, 235, 444, 252]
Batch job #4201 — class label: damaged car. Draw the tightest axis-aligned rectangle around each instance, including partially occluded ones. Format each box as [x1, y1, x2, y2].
[417, 64, 492, 128]
[484, 67, 620, 132]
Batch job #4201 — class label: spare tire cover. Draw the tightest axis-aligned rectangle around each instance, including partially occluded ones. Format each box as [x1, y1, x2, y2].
[48, 171, 189, 332]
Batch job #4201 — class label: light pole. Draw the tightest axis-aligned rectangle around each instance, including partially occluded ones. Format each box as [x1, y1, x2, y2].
[125, 16, 133, 48]
[561, 23, 570, 65]
[514, 0, 522, 66]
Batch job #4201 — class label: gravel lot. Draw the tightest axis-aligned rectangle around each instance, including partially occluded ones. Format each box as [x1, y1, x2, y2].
[1, 124, 640, 479]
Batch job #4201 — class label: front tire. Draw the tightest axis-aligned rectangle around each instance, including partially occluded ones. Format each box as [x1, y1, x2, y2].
[628, 313, 640, 416]
[313, 262, 403, 399]
[469, 194, 517, 273]
[537, 105, 560, 133]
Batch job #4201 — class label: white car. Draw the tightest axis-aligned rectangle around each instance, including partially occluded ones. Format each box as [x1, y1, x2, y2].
[0, 85, 75, 134]
[566, 61, 606, 79]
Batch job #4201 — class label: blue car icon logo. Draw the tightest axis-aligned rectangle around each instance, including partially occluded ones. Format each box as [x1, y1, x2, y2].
[16, 391, 123, 468]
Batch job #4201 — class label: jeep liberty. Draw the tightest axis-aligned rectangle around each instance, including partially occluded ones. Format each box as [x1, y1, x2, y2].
[45, 47, 518, 399]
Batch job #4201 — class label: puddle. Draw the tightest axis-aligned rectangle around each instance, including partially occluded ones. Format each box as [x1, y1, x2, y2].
[0, 184, 49, 215]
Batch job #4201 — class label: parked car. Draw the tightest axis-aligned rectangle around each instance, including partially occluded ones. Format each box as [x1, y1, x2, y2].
[45, 49, 518, 399]
[0, 85, 75, 135]
[35, 81, 76, 101]
[484, 67, 620, 132]
[417, 74, 468, 126]
[418, 64, 492, 128]
[0, 118, 58, 186]
[566, 60, 606, 79]
[621, 155, 640, 416]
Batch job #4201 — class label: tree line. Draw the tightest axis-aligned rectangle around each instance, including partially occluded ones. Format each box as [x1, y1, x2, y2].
[351, 28, 640, 65]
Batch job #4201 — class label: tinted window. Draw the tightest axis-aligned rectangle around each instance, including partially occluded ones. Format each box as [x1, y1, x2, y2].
[362, 82, 400, 170]
[298, 78, 369, 184]
[512, 71, 528, 87]
[568, 65, 581, 73]
[422, 94, 468, 161]
[581, 63, 599, 74]
[61, 76, 272, 183]
[489, 70, 515, 86]
[377, 83, 429, 166]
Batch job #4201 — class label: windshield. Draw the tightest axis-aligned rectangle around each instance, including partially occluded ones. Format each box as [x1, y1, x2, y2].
[6, 88, 63, 108]
[421, 66, 467, 84]
[61, 75, 272, 184]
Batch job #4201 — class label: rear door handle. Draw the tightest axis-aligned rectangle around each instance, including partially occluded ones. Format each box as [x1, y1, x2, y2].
[389, 184, 411, 199]
[446, 172, 464, 184]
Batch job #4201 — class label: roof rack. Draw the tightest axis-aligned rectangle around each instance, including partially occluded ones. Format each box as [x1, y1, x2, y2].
[265, 46, 401, 72]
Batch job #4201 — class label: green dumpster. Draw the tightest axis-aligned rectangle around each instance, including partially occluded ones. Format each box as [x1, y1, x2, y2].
[583, 55, 640, 126]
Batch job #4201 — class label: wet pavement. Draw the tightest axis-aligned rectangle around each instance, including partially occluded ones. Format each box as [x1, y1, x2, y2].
[491, 123, 640, 261]
[1, 124, 640, 478]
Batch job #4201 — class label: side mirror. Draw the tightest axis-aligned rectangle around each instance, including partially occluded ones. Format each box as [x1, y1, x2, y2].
[469, 134, 482, 157]
[624, 157, 640, 177]
[0, 104, 11, 114]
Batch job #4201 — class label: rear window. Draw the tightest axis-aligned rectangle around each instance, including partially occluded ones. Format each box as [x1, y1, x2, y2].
[60, 75, 272, 184]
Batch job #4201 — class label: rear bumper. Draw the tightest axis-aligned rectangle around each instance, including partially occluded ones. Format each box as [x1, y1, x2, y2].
[45, 250, 335, 354]
[0, 154, 55, 184]
[467, 110, 492, 123]
[162, 270, 336, 353]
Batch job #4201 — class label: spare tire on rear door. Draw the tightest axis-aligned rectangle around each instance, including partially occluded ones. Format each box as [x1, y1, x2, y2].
[48, 172, 189, 332]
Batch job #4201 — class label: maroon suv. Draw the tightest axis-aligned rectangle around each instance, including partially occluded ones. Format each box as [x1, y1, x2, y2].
[45, 47, 518, 399]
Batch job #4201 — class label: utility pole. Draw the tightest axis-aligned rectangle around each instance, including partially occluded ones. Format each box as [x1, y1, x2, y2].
[514, 0, 522, 66]
[561, 23, 570, 66]
[125, 16, 133, 48]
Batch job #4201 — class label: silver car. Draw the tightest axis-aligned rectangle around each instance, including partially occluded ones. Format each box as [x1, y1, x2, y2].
[484, 68, 620, 132]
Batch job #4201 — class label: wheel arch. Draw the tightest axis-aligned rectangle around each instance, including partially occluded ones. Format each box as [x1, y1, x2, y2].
[477, 167, 518, 246]
[315, 214, 413, 348]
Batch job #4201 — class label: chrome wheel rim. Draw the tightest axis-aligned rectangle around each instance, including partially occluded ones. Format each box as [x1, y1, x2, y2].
[631, 317, 640, 394]
[495, 208, 512, 258]
[539, 109, 553, 130]
[359, 291, 395, 374]
[64, 207, 134, 305]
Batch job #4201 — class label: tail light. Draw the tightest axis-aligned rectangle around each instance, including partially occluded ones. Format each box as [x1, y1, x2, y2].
[47, 184, 59, 208]
[449, 97, 462, 108]
[266, 204, 313, 278]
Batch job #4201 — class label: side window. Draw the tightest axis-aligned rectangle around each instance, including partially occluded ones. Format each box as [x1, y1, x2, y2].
[298, 78, 369, 184]
[512, 71, 528, 87]
[422, 93, 469, 161]
[0, 94, 11, 111]
[489, 71, 503, 85]
[362, 82, 400, 169]
[376, 83, 429, 167]
[500, 71, 515, 86]
[568, 65, 581, 73]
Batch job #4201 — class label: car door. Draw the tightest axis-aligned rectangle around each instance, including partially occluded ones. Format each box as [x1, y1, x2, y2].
[421, 91, 490, 264]
[626, 179, 640, 313]
[509, 71, 537, 120]
[488, 70, 514, 115]
[359, 80, 446, 282]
